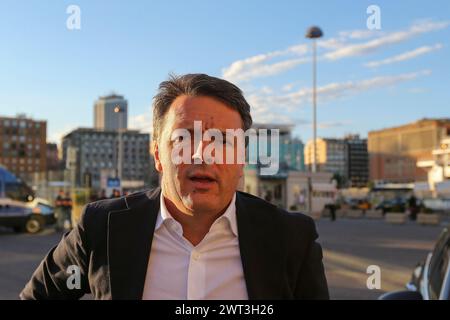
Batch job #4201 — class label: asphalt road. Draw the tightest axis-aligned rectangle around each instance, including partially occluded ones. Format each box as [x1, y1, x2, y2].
[0, 218, 447, 300]
[316, 218, 446, 299]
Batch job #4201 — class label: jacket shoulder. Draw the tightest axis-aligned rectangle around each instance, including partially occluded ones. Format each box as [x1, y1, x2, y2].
[78, 188, 158, 237]
[237, 191, 318, 240]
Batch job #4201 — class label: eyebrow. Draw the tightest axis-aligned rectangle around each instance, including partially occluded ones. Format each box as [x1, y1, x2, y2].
[179, 127, 228, 135]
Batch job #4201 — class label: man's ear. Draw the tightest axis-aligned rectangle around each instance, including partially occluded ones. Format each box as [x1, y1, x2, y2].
[238, 163, 244, 178]
[152, 140, 163, 173]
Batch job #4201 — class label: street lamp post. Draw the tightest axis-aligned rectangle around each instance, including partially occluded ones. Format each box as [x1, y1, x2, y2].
[306, 26, 323, 173]
[114, 106, 125, 190]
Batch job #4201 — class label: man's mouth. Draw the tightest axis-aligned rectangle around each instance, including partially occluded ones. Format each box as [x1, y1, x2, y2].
[188, 173, 217, 187]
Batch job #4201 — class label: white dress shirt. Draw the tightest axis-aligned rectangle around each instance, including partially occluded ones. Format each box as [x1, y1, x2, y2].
[142, 192, 248, 300]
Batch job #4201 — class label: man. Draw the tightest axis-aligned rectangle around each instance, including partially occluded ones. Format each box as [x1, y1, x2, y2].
[110, 189, 121, 199]
[54, 190, 72, 231]
[63, 191, 73, 230]
[21, 74, 329, 300]
[98, 189, 107, 201]
[54, 190, 65, 232]
[408, 195, 418, 221]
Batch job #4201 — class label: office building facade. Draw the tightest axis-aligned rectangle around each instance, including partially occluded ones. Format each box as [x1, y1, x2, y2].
[368, 118, 450, 183]
[0, 115, 47, 183]
[62, 128, 151, 190]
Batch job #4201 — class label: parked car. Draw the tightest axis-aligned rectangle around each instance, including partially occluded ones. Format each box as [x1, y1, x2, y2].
[357, 199, 371, 211]
[375, 198, 407, 214]
[0, 166, 55, 233]
[379, 227, 450, 300]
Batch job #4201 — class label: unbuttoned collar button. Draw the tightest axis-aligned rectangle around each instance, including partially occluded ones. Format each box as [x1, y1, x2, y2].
[192, 251, 201, 260]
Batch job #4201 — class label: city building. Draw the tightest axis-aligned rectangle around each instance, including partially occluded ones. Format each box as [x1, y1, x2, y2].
[246, 123, 305, 172]
[304, 138, 348, 180]
[94, 94, 128, 131]
[368, 118, 450, 183]
[416, 137, 450, 197]
[346, 135, 369, 187]
[61, 128, 151, 191]
[0, 114, 47, 183]
[244, 168, 335, 214]
[46, 143, 63, 171]
[304, 135, 369, 187]
[242, 123, 335, 214]
[286, 137, 305, 171]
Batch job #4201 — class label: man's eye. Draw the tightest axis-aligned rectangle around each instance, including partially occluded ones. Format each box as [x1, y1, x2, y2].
[173, 136, 184, 143]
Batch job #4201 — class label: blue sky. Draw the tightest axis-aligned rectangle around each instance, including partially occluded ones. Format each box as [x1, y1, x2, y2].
[1, 0, 449, 143]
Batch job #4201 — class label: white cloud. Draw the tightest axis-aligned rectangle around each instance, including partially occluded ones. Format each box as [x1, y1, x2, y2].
[324, 20, 449, 61]
[245, 70, 432, 120]
[129, 112, 153, 134]
[222, 44, 309, 83]
[295, 69, 431, 103]
[364, 43, 443, 68]
[221, 20, 448, 83]
[317, 37, 347, 50]
[282, 83, 295, 92]
[260, 86, 274, 95]
[407, 87, 429, 94]
[318, 121, 352, 129]
[338, 29, 382, 40]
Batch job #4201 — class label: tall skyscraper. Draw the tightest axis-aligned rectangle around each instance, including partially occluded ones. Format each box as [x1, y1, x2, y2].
[94, 94, 128, 131]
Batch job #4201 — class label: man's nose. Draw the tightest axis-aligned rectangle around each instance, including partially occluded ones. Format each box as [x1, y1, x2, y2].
[192, 139, 204, 163]
[192, 139, 214, 164]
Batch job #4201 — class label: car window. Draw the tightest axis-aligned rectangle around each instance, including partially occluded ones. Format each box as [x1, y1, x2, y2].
[5, 182, 34, 202]
[428, 231, 450, 299]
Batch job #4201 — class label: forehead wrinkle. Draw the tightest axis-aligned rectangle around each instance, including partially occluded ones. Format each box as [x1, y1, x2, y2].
[168, 96, 244, 131]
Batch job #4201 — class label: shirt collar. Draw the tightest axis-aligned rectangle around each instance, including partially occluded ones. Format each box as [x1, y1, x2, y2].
[156, 191, 238, 237]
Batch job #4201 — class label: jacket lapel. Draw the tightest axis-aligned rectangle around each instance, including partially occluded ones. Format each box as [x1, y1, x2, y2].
[107, 187, 161, 299]
[236, 192, 285, 299]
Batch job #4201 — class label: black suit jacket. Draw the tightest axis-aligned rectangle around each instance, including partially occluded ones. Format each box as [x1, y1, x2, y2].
[20, 187, 329, 300]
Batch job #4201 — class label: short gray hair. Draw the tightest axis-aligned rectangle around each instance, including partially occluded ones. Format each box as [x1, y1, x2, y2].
[152, 73, 253, 142]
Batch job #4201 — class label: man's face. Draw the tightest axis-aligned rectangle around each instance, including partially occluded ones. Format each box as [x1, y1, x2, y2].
[154, 95, 244, 215]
